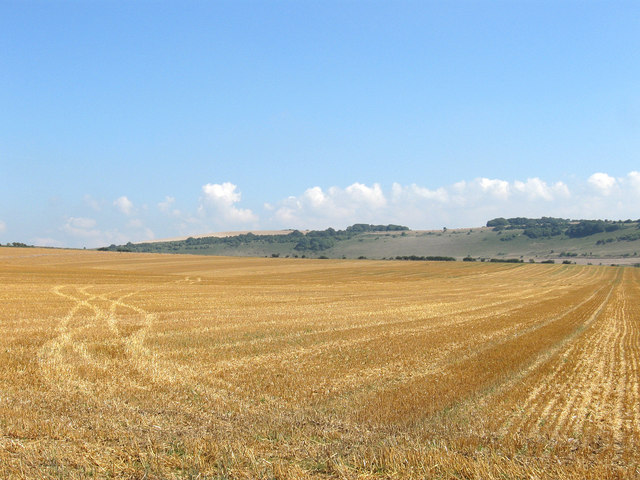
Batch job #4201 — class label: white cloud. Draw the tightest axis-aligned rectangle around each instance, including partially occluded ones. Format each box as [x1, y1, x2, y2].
[452, 180, 467, 192]
[66, 217, 97, 230]
[203, 182, 241, 206]
[158, 196, 175, 212]
[158, 196, 182, 219]
[626, 171, 640, 193]
[392, 183, 449, 203]
[394, 177, 569, 210]
[513, 178, 570, 201]
[126, 220, 154, 240]
[114, 196, 134, 215]
[143, 228, 155, 240]
[267, 176, 583, 230]
[478, 178, 510, 200]
[61, 216, 129, 248]
[552, 181, 571, 198]
[345, 182, 386, 208]
[62, 217, 102, 241]
[304, 186, 328, 208]
[83, 194, 101, 211]
[32, 237, 65, 248]
[272, 182, 388, 228]
[588, 172, 617, 195]
[200, 182, 257, 224]
[0, 220, 5, 234]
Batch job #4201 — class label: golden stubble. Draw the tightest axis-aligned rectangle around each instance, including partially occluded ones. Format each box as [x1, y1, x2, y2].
[0, 248, 637, 479]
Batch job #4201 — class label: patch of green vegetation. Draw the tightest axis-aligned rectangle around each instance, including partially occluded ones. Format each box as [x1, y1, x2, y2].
[486, 216, 639, 240]
[598, 231, 640, 244]
[488, 217, 568, 238]
[395, 255, 456, 262]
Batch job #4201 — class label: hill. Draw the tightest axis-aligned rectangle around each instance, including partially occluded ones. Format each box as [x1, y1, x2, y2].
[99, 218, 640, 265]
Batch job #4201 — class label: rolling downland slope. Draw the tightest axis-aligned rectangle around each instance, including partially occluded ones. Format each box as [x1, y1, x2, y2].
[1, 247, 639, 478]
[102, 219, 640, 265]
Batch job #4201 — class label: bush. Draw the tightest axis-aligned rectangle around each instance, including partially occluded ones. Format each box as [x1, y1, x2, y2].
[566, 220, 606, 238]
[395, 255, 456, 262]
[486, 218, 508, 227]
[523, 226, 563, 238]
[617, 232, 640, 242]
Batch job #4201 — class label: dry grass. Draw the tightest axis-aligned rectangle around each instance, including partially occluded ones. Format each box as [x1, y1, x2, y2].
[0, 247, 638, 479]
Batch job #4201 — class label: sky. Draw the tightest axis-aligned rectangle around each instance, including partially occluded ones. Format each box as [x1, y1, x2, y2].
[1, 1, 639, 248]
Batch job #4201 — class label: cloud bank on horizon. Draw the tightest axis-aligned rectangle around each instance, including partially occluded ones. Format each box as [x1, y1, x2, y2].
[5, 171, 639, 249]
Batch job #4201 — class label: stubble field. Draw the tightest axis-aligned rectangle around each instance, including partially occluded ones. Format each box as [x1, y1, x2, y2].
[0, 248, 638, 479]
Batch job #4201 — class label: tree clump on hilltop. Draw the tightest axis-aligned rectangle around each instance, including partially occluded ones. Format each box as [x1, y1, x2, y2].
[486, 217, 636, 239]
[487, 217, 568, 238]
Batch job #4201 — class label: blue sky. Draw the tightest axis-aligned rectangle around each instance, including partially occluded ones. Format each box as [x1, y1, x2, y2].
[1, 1, 639, 247]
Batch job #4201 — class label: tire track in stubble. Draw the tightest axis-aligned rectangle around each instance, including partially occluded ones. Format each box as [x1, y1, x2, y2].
[499, 283, 615, 436]
[617, 273, 640, 447]
[219, 270, 612, 409]
[181, 263, 585, 351]
[94, 277, 257, 405]
[38, 285, 107, 387]
[547, 286, 622, 438]
[38, 284, 161, 389]
[336, 276, 614, 399]
[87, 284, 172, 387]
[499, 268, 637, 455]
[618, 269, 640, 452]
[209, 272, 596, 378]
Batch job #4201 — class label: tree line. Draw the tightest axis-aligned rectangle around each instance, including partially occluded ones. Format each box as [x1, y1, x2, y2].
[98, 224, 409, 254]
[486, 217, 639, 239]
